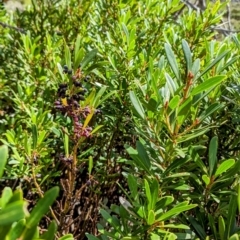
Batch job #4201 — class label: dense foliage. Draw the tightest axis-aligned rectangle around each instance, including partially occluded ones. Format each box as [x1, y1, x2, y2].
[0, 0, 240, 239]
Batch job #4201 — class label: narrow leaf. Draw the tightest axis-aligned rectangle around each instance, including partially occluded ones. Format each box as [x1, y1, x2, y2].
[182, 39, 192, 73]
[165, 43, 180, 80]
[218, 216, 225, 240]
[26, 187, 59, 227]
[129, 91, 145, 119]
[0, 145, 8, 178]
[147, 210, 155, 225]
[191, 75, 226, 96]
[215, 159, 235, 177]
[81, 49, 98, 69]
[209, 136, 218, 177]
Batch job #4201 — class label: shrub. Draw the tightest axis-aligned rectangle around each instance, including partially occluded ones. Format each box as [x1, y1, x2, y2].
[0, 0, 239, 239]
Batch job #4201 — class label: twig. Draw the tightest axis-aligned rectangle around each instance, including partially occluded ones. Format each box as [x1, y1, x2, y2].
[0, 21, 26, 33]
[226, 3, 232, 31]
[211, 27, 240, 34]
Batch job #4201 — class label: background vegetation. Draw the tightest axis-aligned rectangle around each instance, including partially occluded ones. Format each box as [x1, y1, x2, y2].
[0, 0, 239, 239]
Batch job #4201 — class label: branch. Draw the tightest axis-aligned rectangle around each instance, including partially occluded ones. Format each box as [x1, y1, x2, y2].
[211, 27, 240, 34]
[181, 0, 200, 11]
[0, 21, 26, 33]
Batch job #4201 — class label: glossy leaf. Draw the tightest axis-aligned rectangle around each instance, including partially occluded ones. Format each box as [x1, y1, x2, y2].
[81, 49, 98, 69]
[127, 174, 138, 201]
[215, 159, 235, 177]
[144, 179, 152, 211]
[0, 145, 8, 178]
[225, 194, 238, 239]
[130, 91, 145, 119]
[218, 216, 225, 240]
[0, 201, 27, 226]
[191, 75, 226, 96]
[147, 210, 155, 225]
[182, 39, 192, 73]
[1, 187, 13, 208]
[229, 234, 239, 240]
[165, 43, 180, 80]
[58, 234, 74, 240]
[25, 187, 59, 228]
[156, 203, 197, 221]
[86, 234, 100, 240]
[8, 219, 26, 240]
[209, 136, 218, 177]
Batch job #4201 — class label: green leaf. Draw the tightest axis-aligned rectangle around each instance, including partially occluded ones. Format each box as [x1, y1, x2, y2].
[191, 75, 226, 96]
[8, 189, 23, 204]
[225, 194, 238, 239]
[215, 159, 235, 177]
[88, 156, 93, 175]
[0, 201, 27, 225]
[202, 175, 210, 185]
[81, 49, 98, 69]
[121, 237, 139, 240]
[208, 214, 217, 239]
[165, 73, 178, 96]
[144, 179, 152, 211]
[155, 196, 174, 209]
[130, 91, 145, 119]
[229, 234, 239, 240]
[58, 234, 74, 240]
[199, 103, 223, 122]
[63, 128, 69, 157]
[188, 216, 206, 240]
[1, 187, 12, 208]
[8, 219, 26, 240]
[165, 43, 180, 80]
[209, 136, 218, 177]
[127, 174, 138, 201]
[218, 216, 225, 240]
[32, 124, 38, 150]
[0, 145, 8, 178]
[136, 141, 150, 171]
[91, 125, 104, 135]
[195, 50, 230, 80]
[25, 187, 59, 228]
[92, 85, 107, 107]
[151, 178, 159, 210]
[64, 44, 71, 69]
[163, 224, 189, 229]
[182, 39, 192, 73]
[100, 209, 122, 233]
[238, 184, 240, 215]
[74, 48, 85, 70]
[86, 234, 100, 240]
[147, 210, 155, 225]
[156, 203, 197, 221]
[126, 147, 151, 174]
[168, 95, 180, 110]
[41, 221, 57, 240]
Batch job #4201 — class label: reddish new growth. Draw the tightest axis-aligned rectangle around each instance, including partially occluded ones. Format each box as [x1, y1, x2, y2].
[54, 65, 95, 142]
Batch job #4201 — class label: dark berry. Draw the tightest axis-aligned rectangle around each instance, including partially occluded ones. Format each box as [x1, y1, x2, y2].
[68, 69, 73, 75]
[72, 94, 80, 101]
[63, 65, 68, 69]
[59, 83, 68, 88]
[77, 90, 86, 96]
[73, 81, 82, 87]
[78, 95, 85, 101]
